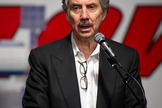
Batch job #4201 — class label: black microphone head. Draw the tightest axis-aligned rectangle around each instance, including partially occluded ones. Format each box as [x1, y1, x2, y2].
[94, 33, 105, 43]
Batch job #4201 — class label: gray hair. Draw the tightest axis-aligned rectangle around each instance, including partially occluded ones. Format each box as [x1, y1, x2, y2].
[62, 0, 110, 13]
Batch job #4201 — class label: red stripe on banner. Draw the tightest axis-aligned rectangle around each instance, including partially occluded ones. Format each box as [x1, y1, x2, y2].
[123, 6, 162, 77]
[38, 11, 71, 46]
[0, 6, 20, 39]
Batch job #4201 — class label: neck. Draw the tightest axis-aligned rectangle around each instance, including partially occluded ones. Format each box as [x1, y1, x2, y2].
[73, 34, 97, 60]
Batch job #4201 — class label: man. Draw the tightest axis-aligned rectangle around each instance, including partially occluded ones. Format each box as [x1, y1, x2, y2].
[22, 0, 147, 108]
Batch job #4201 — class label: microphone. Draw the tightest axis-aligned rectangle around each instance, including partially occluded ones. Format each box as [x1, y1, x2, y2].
[94, 33, 122, 67]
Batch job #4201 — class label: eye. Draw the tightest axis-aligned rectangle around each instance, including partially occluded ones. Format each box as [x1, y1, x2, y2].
[89, 5, 95, 9]
[72, 5, 81, 13]
[74, 6, 79, 10]
[88, 5, 96, 10]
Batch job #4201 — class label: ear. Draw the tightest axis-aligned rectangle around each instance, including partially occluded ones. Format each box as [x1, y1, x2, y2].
[102, 9, 107, 21]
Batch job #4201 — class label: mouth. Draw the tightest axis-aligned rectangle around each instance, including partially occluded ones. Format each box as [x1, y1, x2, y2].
[79, 25, 91, 29]
[78, 22, 93, 31]
[78, 25, 91, 32]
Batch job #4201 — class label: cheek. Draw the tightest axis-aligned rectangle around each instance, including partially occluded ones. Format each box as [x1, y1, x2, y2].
[69, 15, 80, 28]
[92, 14, 103, 27]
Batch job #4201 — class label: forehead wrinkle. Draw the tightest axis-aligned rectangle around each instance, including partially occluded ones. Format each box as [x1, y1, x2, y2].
[69, 0, 99, 5]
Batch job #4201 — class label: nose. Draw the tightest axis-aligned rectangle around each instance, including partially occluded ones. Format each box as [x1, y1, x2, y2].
[80, 7, 89, 20]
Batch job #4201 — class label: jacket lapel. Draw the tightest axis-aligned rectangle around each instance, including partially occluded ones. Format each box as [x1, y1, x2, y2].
[96, 47, 118, 108]
[51, 34, 81, 108]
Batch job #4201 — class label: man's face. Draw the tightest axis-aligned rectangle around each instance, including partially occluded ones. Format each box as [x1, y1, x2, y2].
[66, 0, 107, 40]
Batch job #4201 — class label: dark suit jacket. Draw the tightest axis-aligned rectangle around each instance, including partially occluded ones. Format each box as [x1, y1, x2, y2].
[22, 32, 146, 108]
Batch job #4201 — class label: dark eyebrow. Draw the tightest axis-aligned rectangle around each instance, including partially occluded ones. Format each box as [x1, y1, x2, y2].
[87, 3, 98, 7]
[69, 3, 81, 7]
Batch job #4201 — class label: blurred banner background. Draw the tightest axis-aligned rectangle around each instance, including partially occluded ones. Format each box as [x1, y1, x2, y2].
[0, 0, 161, 108]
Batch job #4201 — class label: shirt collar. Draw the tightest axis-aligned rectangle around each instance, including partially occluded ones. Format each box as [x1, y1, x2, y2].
[71, 32, 100, 58]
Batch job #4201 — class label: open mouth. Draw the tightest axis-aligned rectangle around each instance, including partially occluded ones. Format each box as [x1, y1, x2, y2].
[79, 25, 91, 29]
[78, 25, 91, 31]
[77, 21, 93, 32]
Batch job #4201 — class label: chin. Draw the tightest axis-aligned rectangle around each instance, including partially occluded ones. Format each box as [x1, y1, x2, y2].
[80, 33, 92, 39]
[80, 31, 95, 37]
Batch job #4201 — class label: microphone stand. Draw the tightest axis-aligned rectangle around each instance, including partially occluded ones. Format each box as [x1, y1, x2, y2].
[94, 32, 147, 107]
[107, 57, 147, 108]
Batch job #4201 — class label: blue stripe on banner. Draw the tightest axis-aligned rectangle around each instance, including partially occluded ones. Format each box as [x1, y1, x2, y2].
[21, 5, 45, 47]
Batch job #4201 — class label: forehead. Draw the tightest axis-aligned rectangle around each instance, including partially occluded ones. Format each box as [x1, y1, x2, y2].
[69, 0, 100, 4]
